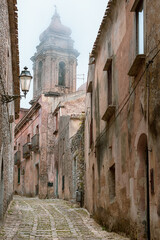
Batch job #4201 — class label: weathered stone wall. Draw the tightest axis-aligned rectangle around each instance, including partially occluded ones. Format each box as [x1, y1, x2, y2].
[71, 118, 85, 203]
[0, 0, 19, 220]
[85, 0, 160, 239]
[57, 115, 85, 203]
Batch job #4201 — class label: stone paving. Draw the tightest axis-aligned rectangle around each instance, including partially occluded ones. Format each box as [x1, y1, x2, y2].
[0, 196, 130, 240]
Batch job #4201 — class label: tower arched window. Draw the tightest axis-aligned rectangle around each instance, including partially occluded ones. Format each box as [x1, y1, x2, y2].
[58, 62, 66, 86]
[38, 61, 43, 89]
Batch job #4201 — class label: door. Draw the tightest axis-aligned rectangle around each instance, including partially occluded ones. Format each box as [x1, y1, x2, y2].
[35, 164, 39, 195]
[0, 160, 4, 219]
[137, 134, 150, 240]
[56, 168, 58, 198]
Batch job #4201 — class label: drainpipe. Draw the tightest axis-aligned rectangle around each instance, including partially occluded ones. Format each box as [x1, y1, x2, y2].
[146, 55, 151, 240]
[146, 0, 151, 238]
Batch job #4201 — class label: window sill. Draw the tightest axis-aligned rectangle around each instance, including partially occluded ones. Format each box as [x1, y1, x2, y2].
[102, 105, 116, 122]
[55, 85, 69, 89]
[128, 54, 146, 77]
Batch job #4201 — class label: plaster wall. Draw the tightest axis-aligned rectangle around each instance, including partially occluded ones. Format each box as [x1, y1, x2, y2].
[85, 0, 160, 239]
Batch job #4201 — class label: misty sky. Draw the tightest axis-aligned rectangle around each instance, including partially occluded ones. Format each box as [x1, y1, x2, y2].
[17, 0, 108, 108]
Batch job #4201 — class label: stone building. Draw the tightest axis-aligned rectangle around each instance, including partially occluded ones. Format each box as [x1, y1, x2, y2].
[0, 0, 20, 219]
[14, 9, 85, 200]
[54, 95, 85, 201]
[85, 0, 160, 239]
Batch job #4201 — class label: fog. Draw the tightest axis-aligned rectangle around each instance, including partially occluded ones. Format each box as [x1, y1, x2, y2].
[17, 0, 108, 108]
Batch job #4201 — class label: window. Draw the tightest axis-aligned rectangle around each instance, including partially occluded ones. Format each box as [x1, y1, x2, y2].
[108, 164, 116, 201]
[55, 113, 58, 131]
[27, 134, 30, 143]
[58, 62, 66, 86]
[18, 143, 20, 151]
[136, 1, 144, 54]
[62, 175, 65, 191]
[18, 167, 20, 184]
[107, 61, 112, 105]
[38, 61, 43, 89]
[90, 93, 93, 148]
[1, 160, 3, 181]
[36, 125, 39, 134]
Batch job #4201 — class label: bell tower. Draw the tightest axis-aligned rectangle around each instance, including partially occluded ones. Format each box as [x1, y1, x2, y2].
[31, 9, 79, 99]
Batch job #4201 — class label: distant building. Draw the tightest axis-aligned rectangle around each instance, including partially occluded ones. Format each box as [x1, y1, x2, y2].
[14, 9, 85, 200]
[0, 0, 20, 219]
[85, 0, 160, 239]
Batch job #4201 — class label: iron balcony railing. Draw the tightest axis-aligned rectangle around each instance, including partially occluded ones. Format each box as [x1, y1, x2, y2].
[14, 151, 21, 165]
[23, 143, 31, 158]
[31, 134, 39, 152]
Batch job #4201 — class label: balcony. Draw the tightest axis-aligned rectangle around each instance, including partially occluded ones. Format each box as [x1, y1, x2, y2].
[14, 151, 21, 165]
[102, 105, 116, 122]
[23, 143, 31, 158]
[128, 54, 146, 77]
[31, 134, 39, 152]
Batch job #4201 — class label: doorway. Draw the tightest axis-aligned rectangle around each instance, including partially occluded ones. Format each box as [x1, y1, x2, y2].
[35, 164, 39, 196]
[92, 165, 95, 213]
[137, 134, 150, 240]
[0, 160, 4, 219]
[56, 168, 58, 198]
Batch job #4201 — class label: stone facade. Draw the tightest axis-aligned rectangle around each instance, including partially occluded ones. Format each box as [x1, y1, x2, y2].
[85, 0, 160, 239]
[0, 0, 19, 220]
[55, 102, 85, 202]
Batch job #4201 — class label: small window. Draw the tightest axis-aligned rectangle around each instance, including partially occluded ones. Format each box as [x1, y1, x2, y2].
[38, 61, 43, 89]
[90, 118, 93, 148]
[136, 1, 144, 54]
[108, 61, 112, 105]
[90, 92, 93, 148]
[55, 113, 58, 131]
[18, 143, 20, 151]
[62, 175, 65, 191]
[27, 134, 30, 143]
[108, 164, 116, 201]
[36, 125, 39, 134]
[18, 167, 20, 184]
[58, 62, 66, 86]
[1, 160, 3, 181]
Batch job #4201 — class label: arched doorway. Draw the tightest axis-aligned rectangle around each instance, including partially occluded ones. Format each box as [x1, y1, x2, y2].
[137, 134, 150, 240]
[0, 159, 4, 219]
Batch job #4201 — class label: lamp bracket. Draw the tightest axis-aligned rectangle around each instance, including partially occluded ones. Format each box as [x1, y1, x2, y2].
[1, 94, 26, 104]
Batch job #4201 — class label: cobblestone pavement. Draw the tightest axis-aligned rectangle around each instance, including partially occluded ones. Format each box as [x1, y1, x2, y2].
[0, 196, 130, 240]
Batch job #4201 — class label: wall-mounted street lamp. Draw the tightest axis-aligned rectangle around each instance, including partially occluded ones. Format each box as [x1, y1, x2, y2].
[1, 67, 32, 104]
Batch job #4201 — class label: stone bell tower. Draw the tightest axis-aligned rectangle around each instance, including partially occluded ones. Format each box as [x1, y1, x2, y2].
[31, 9, 79, 99]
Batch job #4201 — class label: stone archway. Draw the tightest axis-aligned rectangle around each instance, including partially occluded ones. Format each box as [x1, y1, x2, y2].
[137, 134, 150, 240]
[0, 159, 4, 220]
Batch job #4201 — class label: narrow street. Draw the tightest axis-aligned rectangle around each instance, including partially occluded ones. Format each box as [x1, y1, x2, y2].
[0, 196, 129, 240]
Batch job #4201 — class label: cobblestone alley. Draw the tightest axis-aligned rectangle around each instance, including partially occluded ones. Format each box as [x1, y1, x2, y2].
[0, 196, 130, 240]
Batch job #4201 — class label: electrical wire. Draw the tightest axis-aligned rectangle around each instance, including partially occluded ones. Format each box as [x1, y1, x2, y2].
[95, 46, 160, 146]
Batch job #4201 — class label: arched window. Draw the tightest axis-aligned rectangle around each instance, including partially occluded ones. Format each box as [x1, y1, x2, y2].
[58, 62, 65, 86]
[38, 61, 43, 89]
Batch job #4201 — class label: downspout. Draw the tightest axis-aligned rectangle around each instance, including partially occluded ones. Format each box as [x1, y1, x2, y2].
[146, 1, 151, 239]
